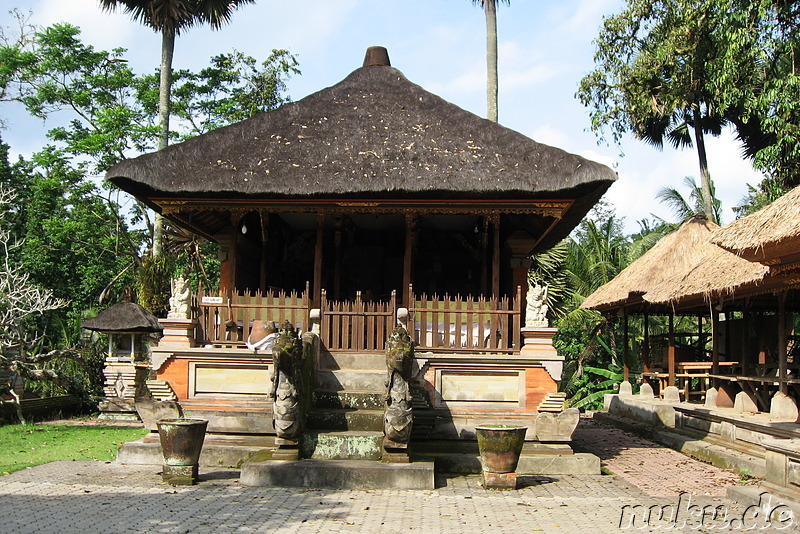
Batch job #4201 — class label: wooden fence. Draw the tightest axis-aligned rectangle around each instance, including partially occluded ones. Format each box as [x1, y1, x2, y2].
[196, 283, 310, 345]
[192, 282, 522, 353]
[319, 290, 396, 352]
[407, 284, 522, 353]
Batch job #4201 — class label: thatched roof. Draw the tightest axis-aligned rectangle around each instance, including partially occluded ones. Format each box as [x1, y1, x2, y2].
[642, 238, 769, 308]
[107, 51, 615, 206]
[82, 302, 162, 333]
[581, 217, 719, 312]
[711, 185, 800, 264]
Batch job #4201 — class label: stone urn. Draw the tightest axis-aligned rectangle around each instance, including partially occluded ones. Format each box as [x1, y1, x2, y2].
[476, 425, 527, 488]
[157, 418, 208, 485]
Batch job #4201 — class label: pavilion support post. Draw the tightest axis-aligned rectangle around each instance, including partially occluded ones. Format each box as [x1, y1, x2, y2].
[712, 306, 720, 390]
[333, 216, 343, 301]
[216, 217, 240, 294]
[668, 313, 676, 389]
[491, 212, 500, 301]
[623, 309, 630, 383]
[643, 314, 650, 373]
[778, 291, 788, 395]
[259, 211, 269, 292]
[741, 309, 750, 376]
[313, 213, 325, 307]
[480, 217, 489, 296]
[403, 213, 417, 307]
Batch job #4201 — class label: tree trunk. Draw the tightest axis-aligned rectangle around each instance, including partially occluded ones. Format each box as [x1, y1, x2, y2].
[153, 28, 175, 257]
[692, 105, 715, 222]
[485, 1, 499, 123]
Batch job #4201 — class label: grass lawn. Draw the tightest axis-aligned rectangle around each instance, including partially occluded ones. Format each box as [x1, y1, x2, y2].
[0, 423, 148, 475]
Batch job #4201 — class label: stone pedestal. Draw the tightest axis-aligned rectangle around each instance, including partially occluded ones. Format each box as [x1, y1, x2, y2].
[483, 471, 518, 489]
[619, 381, 633, 396]
[158, 318, 197, 348]
[639, 383, 655, 399]
[99, 357, 149, 421]
[520, 327, 563, 381]
[273, 437, 301, 461]
[734, 390, 759, 413]
[704, 387, 718, 408]
[162, 464, 198, 486]
[770, 391, 799, 421]
[663, 386, 681, 404]
[382, 438, 410, 463]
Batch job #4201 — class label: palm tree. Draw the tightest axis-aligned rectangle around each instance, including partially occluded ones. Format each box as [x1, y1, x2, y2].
[99, 0, 254, 255]
[656, 175, 722, 226]
[472, 0, 509, 123]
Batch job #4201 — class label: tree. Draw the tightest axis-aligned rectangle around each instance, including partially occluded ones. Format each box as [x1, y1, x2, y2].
[656, 175, 722, 225]
[99, 0, 255, 255]
[577, 0, 749, 221]
[472, 0, 509, 123]
[0, 185, 90, 423]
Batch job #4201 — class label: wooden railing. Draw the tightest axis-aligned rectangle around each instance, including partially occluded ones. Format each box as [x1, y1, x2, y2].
[407, 284, 522, 353]
[320, 290, 396, 352]
[192, 282, 522, 353]
[196, 283, 310, 345]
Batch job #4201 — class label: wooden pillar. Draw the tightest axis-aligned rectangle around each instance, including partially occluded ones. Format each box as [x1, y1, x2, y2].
[259, 211, 269, 292]
[623, 309, 630, 382]
[333, 216, 343, 301]
[778, 291, 788, 395]
[402, 213, 417, 306]
[712, 306, 720, 389]
[313, 213, 325, 307]
[480, 216, 489, 296]
[491, 212, 500, 300]
[643, 313, 650, 373]
[668, 313, 676, 387]
[741, 309, 750, 376]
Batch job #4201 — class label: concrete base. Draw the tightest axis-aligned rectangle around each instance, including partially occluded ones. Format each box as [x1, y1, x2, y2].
[639, 383, 655, 399]
[301, 431, 383, 460]
[117, 434, 272, 467]
[483, 471, 517, 489]
[704, 387, 718, 408]
[605, 394, 676, 427]
[162, 464, 198, 485]
[771, 392, 800, 422]
[734, 391, 759, 413]
[240, 458, 435, 489]
[619, 381, 633, 396]
[663, 386, 681, 404]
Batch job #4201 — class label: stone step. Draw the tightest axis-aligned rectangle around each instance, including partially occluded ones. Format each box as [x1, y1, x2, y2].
[118, 434, 273, 467]
[316, 369, 386, 391]
[313, 390, 385, 410]
[307, 408, 384, 432]
[145, 380, 177, 401]
[240, 458, 435, 489]
[538, 392, 567, 413]
[300, 430, 384, 460]
[318, 352, 386, 371]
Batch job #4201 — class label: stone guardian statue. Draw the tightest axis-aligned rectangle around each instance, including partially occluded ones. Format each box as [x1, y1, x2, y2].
[383, 325, 414, 452]
[270, 321, 306, 443]
[525, 282, 549, 328]
[167, 275, 192, 320]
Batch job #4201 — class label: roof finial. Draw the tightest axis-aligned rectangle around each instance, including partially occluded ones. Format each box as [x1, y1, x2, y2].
[363, 46, 390, 67]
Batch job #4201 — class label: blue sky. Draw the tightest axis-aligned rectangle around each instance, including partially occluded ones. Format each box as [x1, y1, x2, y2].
[1, 0, 765, 233]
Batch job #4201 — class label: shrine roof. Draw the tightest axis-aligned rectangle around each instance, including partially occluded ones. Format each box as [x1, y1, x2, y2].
[107, 48, 615, 213]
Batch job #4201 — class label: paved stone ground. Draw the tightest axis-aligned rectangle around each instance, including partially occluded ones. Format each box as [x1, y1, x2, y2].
[1, 417, 797, 533]
[573, 416, 742, 497]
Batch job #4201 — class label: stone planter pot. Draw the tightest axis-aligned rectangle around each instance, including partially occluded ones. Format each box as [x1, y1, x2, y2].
[157, 418, 208, 466]
[475, 425, 527, 473]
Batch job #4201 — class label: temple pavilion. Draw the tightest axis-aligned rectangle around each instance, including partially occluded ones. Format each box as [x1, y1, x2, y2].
[106, 47, 615, 438]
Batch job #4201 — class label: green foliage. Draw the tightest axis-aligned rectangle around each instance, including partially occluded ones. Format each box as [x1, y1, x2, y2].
[135, 255, 175, 317]
[656, 175, 722, 225]
[0, 423, 148, 474]
[529, 240, 570, 320]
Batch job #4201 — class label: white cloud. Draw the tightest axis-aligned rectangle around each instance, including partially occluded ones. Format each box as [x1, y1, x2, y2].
[528, 124, 569, 148]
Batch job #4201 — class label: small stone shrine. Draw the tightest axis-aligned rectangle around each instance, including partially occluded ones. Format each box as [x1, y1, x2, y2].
[82, 293, 162, 421]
